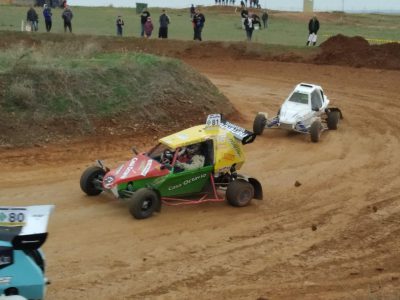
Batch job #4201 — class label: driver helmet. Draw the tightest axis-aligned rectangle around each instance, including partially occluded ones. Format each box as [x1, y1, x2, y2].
[161, 149, 174, 163]
[163, 149, 174, 161]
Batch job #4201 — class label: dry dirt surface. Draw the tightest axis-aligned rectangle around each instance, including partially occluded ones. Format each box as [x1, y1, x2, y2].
[1, 57, 400, 299]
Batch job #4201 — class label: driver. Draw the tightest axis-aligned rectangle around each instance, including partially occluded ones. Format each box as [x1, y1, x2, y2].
[175, 144, 205, 171]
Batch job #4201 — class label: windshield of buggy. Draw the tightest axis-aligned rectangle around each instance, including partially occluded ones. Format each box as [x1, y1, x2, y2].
[147, 143, 174, 163]
[288, 92, 309, 104]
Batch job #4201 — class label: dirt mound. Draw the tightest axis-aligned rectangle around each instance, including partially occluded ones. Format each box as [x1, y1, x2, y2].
[320, 34, 370, 52]
[315, 34, 400, 69]
[0, 42, 234, 147]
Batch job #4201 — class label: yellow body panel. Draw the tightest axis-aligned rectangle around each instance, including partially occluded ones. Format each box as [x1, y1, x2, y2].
[159, 124, 246, 172]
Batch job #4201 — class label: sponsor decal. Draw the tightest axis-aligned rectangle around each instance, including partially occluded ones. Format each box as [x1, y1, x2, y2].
[103, 176, 115, 188]
[0, 255, 12, 266]
[0, 277, 12, 285]
[141, 160, 153, 176]
[177, 134, 189, 140]
[168, 173, 208, 191]
[228, 137, 242, 158]
[220, 120, 248, 139]
[114, 164, 124, 176]
[217, 134, 226, 143]
[120, 158, 138, 179]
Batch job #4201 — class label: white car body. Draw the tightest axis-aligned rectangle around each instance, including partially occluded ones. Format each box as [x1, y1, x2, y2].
[254, 83, 342, 142]
[277, 83, 329, 132]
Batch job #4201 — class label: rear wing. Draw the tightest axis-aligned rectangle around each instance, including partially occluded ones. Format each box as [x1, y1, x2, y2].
[206, 114, 256, 145]
[0, 205, 54, 250]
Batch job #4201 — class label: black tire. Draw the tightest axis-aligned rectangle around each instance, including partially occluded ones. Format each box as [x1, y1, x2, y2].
[253, 114, 266, 135]
[226, 179, 254, 207]
[80, 166, 105, 196]
[129, 188, 160, 219]
[327, 111, 340, 130]
[310, 120, 322, 143]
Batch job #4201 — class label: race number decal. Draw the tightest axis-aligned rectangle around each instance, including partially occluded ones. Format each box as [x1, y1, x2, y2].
[0, 207, 27, 226]
[206, 114, 221, 127]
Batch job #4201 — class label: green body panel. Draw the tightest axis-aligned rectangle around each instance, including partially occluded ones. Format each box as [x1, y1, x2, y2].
[157, 166, 213, 197]
[117, 177, 158, 196]
[116, 166, 214, 198]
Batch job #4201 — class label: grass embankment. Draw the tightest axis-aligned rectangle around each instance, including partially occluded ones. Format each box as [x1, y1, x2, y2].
[0, 5, 399, 46]
[0, 41, 233, 146]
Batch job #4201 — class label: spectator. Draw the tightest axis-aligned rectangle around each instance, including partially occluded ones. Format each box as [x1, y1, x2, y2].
[43, 4, 52, 32]
[190, 4, 195, 19]
[144, 16, 154, 38]
[116, 15, 124, 36]
[27, 6, 38, 32]
[240, 0, 245, 8]
[62, 6, 73, 33]
[62, 0, 67, 8]
[140, 8, 150, 37]
[261, 10, 268, 29]
[307, 15, 320, 46]
[158, 9, 170, 39]
[192, 8, 205, 41]
[244, 13, 254, 41]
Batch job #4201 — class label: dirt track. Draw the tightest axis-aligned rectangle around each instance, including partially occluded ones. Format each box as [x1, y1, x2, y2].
[1, 58, 400, 299]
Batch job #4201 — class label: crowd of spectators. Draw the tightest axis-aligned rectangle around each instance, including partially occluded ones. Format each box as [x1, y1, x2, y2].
[23, 2, 320, 46]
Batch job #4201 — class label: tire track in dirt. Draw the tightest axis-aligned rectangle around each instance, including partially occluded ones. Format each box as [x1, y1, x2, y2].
[1, 59, 400, 299]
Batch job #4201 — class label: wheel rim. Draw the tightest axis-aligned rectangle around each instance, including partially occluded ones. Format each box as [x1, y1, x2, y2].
[238, 188, 252, 204]
[92, 173, 104, 189]
[141, 197, 153, 211]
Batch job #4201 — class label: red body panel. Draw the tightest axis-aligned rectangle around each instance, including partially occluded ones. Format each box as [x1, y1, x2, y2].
[102, 154, 170, 188]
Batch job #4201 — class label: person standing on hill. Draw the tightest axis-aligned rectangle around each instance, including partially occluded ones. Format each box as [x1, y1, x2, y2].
[43, 4, 52, 32]
[62, 6, 73, 33]
[192, 8, 205, 41]
[144, 16, 154, 38]
[244, 12, 254, 41]
[140, 8, 150, 37]
[158, 9, 170, 39]
[27, 6, 39, 32]
[261, 10, 268, 29]
[307, 15, 320, 46]
[116, 15, 124, 36]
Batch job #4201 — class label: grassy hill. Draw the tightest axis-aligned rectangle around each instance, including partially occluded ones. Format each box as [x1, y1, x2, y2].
[0, 38, 234, 146]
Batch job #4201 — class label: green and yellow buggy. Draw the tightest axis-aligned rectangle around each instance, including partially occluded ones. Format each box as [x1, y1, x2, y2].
[80, 114, 263, 219]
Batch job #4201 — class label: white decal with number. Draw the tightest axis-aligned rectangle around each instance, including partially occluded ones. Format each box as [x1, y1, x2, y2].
[206, 114, 221, 128]
[0, 205, 54, 235]
[0, 207, 27, 226]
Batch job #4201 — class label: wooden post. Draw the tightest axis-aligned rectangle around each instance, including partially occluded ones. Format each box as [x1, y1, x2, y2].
[303, 0, 313, 12]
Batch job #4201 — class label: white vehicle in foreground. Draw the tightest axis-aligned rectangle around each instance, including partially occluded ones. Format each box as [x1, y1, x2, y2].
[253, 83, 343, 142]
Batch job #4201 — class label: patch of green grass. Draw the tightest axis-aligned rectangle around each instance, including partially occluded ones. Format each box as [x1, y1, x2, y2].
[0, 42, 231, 123]
[0, 5, 399, 46]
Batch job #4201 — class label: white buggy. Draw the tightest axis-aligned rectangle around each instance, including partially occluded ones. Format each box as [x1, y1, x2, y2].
[253, 83, 343, 142]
